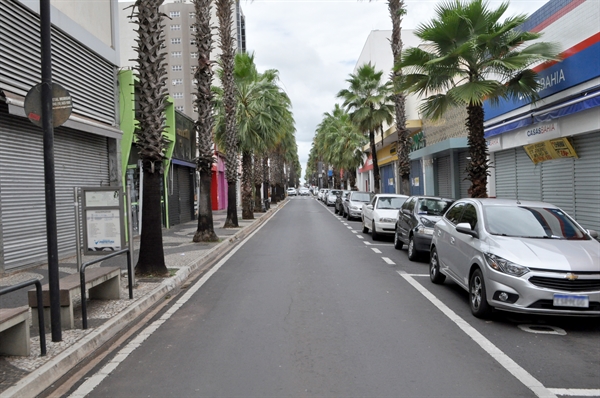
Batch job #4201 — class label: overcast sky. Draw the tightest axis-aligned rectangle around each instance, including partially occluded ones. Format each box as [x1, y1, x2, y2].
[240, 0, 548, 183]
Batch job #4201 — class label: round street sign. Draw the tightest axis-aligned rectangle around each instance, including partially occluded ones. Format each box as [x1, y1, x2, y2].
[24, 82, 73, 128]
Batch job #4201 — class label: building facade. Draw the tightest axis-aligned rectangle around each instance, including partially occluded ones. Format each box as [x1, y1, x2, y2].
[0, 0, 122, 273]
[484, 0, 600, 232]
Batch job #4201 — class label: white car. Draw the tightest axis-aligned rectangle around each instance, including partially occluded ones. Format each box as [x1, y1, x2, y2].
[325, 189, 342, 206]
[430, 198, 600, 318]
[362, 194, 409, 240]
[286, 187, 297, 196]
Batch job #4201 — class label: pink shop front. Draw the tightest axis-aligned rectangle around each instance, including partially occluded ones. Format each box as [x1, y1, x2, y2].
[211, 153, 227, 211]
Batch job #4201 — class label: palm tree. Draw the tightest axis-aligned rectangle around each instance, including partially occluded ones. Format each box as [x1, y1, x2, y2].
[192, 0, 218, 242]
[131, 0, 168, 277]
[397, 0, 560, 198]
[337, 63, 395, 193]
[388, 0, 411, 195]
[216, 0, 239, 227]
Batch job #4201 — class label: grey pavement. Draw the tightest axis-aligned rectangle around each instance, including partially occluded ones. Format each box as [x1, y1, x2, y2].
[0, 202, 286, 398]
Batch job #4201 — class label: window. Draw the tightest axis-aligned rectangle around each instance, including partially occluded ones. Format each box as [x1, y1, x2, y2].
[172, 78, 183, 85]
[171, 38, 181, 45]
[175, 106, 184, 112]
[189, 26, 197, 33]
[170, 24, 181, 31]
[190, 52, 198, 59]
[190, 39, 196, 45]
[458, 204, 478, 230]
[445, 202, 466, 225]
[190, 65, 197, 72]
[169, 11, 180, 18]
[189, 12, 195, 18]
[172, 65, 182, 71]
[171, 51, 182, 58]
[173, 92, 184, 99]
[192, 79, 198, 85]
[404, 197, 417, 212]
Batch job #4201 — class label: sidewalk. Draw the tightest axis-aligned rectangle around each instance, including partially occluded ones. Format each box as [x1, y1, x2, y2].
[0, 202, 285, 398]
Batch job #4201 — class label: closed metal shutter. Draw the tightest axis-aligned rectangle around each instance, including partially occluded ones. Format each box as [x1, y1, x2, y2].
[0, 114, 109, 269]
[542, 156, 574, 215]
[168, 166, 181, 226]
[458, 150, 470, 199]
[572, 133, 600, 231]
[494, 150, 517, 198]
[436, 155, 451, 198]
[178, 166, 193, 224]
[0, 0, 116, 124]
[516, 148, 542, 201]
[380, 164, 395, 194]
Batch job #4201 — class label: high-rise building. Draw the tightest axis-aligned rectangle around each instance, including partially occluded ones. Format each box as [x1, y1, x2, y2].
[118, 0, 246, 120]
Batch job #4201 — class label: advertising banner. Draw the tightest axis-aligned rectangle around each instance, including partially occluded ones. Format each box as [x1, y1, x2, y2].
[523, 138, 578, 164]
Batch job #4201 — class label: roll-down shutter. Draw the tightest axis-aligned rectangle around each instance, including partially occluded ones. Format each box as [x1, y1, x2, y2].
[436, 155, 451, 198]
[0, 114, 109, 269]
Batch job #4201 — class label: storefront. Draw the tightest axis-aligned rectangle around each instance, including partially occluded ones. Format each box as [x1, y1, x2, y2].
[484, 0, 600, 232]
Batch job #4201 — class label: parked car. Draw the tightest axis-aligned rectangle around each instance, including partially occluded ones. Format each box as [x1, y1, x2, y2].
[343, 191, 373, 220]
[430, 198, 600, 318]
[394, 196, 454, 260]
[326, 189, 342, 206]
[334, 190, 350, 215]
[318, 189, 328, 201]
[362, 194, 409, 240]
[286, 187, 297, 196]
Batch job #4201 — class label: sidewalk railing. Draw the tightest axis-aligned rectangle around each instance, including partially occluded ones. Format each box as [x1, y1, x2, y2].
[0, 279, 46, 356]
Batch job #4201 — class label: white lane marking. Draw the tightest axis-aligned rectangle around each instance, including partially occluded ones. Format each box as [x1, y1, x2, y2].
[68, 212, 276, 398]
[397, 271, 556, 398]
[518, 325, 566, 336]
[382, 257, 395, 265]
[352, 230, 358, 234]
[347, 226, 352, 229]
[343, 223, 348, 225]
[357, 235, 364, 239]
[364, 241, 372, 245]
[549, 389, 600, 396]
[371, 248, 382, 254]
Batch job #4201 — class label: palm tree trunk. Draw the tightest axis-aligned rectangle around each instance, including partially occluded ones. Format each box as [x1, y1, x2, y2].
[241, 150, 254, 219]
[370, 130, 381, 193]
[263, 155, 270, 208]
[466, 104, 488, 198]
[192, 0, 217, 242]
[253, 153, 263, 213]
[137, 166, 167, 276]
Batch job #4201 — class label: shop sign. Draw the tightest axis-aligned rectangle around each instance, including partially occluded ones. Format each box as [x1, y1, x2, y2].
[525, 122, 560, 144]
[523, 137, 578, 164]
[486, 136, 501, 151]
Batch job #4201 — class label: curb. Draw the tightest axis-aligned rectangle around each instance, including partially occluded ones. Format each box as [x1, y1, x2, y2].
[0, 203, 285, 398]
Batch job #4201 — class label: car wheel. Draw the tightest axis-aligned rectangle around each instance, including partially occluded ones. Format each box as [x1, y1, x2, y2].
[394, 228, 403, 250]
[371, 221, 379, 241]
[429, 248, 445, 284]
[362, 218, 369, 233]
[469, 268, 491, 318]
[407, 236, 419, 261]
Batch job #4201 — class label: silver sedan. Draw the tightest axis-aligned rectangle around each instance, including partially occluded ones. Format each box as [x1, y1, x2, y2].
[430, 198, 600, 318]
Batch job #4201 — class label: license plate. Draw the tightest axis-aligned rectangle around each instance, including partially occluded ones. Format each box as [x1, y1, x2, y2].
[553, 294, 589, 308]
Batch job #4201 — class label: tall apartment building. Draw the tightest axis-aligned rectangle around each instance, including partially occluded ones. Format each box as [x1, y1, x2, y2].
[119, 0, 246, 120]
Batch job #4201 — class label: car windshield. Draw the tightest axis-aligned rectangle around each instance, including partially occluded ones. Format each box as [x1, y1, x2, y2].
[342, 191, 350, 198]
[484, 206, 589, 240]
[330, 190, 341, 195]
[376, 197, 407, 209]
[416, 199, 453, 216]
[351, 193, 371, 202]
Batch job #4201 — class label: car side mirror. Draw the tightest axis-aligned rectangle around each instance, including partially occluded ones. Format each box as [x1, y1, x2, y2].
[456, 223, 478, 239]
[588, 229, 599, 239]
[366, 204, 373, 210]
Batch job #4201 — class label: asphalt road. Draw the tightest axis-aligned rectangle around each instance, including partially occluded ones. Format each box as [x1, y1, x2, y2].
[68, 196, 600, 398]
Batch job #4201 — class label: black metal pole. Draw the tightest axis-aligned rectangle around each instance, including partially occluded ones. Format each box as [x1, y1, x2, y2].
[40, 0, 61, 342]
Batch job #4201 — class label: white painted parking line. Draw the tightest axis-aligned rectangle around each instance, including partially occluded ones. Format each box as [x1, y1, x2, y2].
[364, 241, 372, 245]
[371, 248, 382, 254]
[343, 223, 348, 225]
[397, 271, 556, 398]
[347, 226, 352, 229]
[352, 230, 358, 234]
[382, 257, 395, 265]
[357, 235, 364, 239]
[549, 389, 600, 396]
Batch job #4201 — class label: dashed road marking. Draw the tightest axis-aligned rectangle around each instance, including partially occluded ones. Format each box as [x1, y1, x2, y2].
[371, 248, 382, 254]
[382, 257, 395, 265]
[397, 271, 556, 398]
[549, 389, 600, 396]
[357, 235, 364, 239]
[352, 230, 358, 234]
[347, 226, 352, 229]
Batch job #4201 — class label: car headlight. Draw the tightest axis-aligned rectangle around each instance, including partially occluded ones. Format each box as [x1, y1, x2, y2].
[417, 226, 434, 235]
[420, 217, 436, 228]
[379, 217, 395, 223]
[484, 253, 530, 277]
[350, 205, 359, 210]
